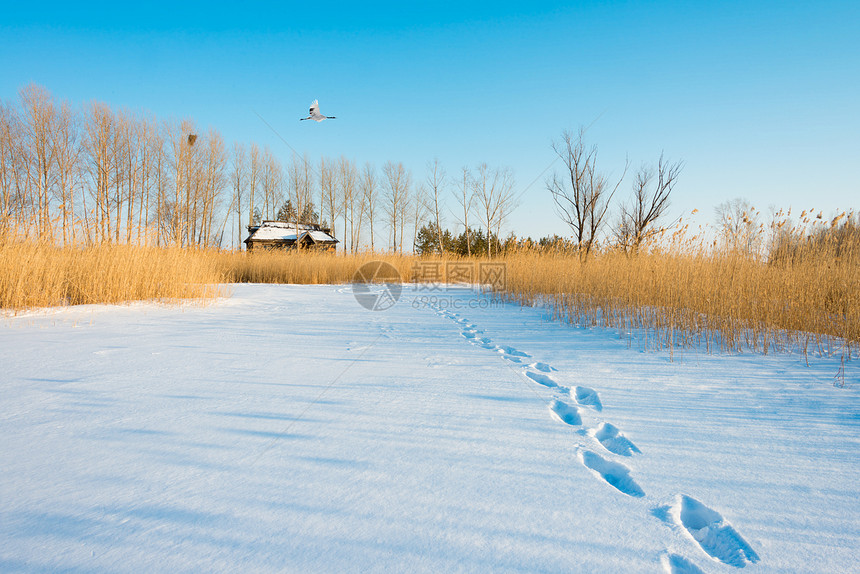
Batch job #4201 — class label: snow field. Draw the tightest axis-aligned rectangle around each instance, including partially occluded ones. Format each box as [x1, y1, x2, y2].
[1, 284, 858, 573]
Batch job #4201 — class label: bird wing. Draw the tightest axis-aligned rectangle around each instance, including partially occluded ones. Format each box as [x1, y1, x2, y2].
[309, 100, 320, 115]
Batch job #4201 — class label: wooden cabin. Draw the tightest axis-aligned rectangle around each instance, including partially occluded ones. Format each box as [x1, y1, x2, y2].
[244, 221, 339, 252]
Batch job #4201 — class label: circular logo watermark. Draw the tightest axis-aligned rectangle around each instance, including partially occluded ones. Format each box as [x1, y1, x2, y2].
[351, 261, 402, 311]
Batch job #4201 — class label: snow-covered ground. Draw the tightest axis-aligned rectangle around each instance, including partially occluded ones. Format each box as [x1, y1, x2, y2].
[1, 284, 858, 573]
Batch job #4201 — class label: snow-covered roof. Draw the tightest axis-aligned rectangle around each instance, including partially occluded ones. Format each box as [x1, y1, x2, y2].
[307, 230, 336, 243]
[246, 221, 337, 244]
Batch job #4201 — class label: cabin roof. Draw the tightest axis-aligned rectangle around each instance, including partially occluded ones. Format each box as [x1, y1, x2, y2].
[245, 221, 338, 244]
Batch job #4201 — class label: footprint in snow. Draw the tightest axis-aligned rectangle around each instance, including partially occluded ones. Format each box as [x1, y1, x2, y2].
[578, 449, 645, 498]
[461, 331, 477, 339]
[661, 553, 704, 574]
[574, 386, 603, 411]
[591, 422, 641, 456]
[674, 495, 760, 568]
[526, 371, 557, 388]
[549, 399, 581, 426]
[528, 362, 556, 373]
[496, 345, 530, 358]
[501, 354, 523, 363]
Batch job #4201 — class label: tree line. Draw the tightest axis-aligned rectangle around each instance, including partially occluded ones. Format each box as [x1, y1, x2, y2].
[0, 84, 521, 254]
[1, 85, 231, 247]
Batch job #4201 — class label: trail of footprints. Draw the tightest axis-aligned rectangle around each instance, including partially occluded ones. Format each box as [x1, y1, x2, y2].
[431, 304, 760, 571]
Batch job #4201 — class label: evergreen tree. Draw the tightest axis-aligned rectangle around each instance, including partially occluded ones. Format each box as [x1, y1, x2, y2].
[415, 221, 441, 255]
[300, 202, 319, 225]
[276, 200, 298, 222]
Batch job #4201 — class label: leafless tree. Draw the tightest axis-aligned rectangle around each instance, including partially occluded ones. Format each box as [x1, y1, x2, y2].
[411, 184, 430, 253]
[360, 162, 378, 252]
[715, 197, 762, 255]
[118, 110, 140, 245]
[548, 128, 627, 261]
[0, 102, 17, 232]
[0, 100, 29, 234]
[338, 157, 361, 253]
[200, 128, 227, 246]
[19, 84, 59, 239]
[230, 143, 246, 247]
[84, 101, 115, 243]
[1, 84, 230, 248]
[426, 158, 447, 253]
[247, 143, 260, 227]
[473, 163, 516, 257]
[168, 119, 195, 246]
[382, 161, 411, 254]
[260, 147, 283, 222]
[319, 157, 339, 235]
[616, 154, 683, 254]
[135, 115, 159, 245]
[54, 100, 80, 245]
[152, 120, 170, 246]
[452, 166, 475, 256]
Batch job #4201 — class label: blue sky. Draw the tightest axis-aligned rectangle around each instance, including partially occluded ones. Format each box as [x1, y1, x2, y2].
[2, 1, 858, 240]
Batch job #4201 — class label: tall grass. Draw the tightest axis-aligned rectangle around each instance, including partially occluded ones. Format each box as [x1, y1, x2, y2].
[0, 239, 224, 311]
[214, 250, 419, 285]
[500, 216, 859, 359]
[3, 214, 857, 363]
[502, 250, 858, 358]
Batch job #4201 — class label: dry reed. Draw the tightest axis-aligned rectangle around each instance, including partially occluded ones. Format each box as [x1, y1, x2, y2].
[499, 218, 859, 359]
[214, 250, 420, 285]
[3, 213, 856, 364]
[0, 239, 224, 311]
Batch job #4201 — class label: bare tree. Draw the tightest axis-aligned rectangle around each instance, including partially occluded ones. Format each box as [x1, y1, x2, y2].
[452, 166, 475, 256]
[360, 162, 378, 252]
[616, 154, 683, 254]
[285, 152, 317, 246]
[19, 84, 59, 239]
[247, 143, 260, 227]
[119, 109, 141, 244]
[136, 114, 159, 245]
[200, 128, 227, 246]
[1, 85, 232, 248]
[319, 157, 339, 234]
[230, 143, 246, 247]
[0, 101, 20, 233]
[152, 120, 170, 246]
[54, 100, 80, 245]
[382, 161, 411, 254]
[715, 197, 762, 255]
[411, 184, 430, 253]
[338, 157, 360, 253]
[548, 128, 627, 261]
[472, 163, 516, 257]
[84, 101, 115, 243]
[426, 158, 447, 253]
[260, 147, 283, 222]
[168, 119, 195, 246]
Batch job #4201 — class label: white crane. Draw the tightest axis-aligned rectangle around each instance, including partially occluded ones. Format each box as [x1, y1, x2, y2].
[300, 100, 336, 122]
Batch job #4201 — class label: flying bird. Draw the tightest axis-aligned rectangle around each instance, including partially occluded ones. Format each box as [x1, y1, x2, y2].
[301, 100, 336, 122]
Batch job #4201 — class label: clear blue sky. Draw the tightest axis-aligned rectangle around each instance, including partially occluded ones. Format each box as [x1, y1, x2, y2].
[2, 1, 858, 240]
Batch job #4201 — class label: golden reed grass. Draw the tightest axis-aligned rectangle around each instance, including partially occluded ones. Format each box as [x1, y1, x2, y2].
[3, 217, 856, 363]
[214, 250, 419, 285]
[501, 249, 858, 359]
[0, 239, 223, 311]
[500, 214, 859, 360]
